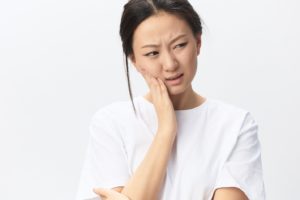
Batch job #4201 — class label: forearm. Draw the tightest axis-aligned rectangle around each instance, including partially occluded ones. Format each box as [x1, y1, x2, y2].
[121, 130, 175, 200]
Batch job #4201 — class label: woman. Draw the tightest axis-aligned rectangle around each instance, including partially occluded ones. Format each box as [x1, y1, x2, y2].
[76, 0, 266, 200]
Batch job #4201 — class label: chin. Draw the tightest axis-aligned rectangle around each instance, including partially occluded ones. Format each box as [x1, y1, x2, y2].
[167, 86, 186, 96]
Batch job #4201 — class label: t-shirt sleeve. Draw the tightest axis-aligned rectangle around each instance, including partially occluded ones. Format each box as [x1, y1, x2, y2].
[213, 112, 266, 200]
[76, 109, 131, 200]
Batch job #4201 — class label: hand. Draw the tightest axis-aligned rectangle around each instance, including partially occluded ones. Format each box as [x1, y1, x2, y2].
[93, 188, 130, 200]
[141, 70, 177, 137]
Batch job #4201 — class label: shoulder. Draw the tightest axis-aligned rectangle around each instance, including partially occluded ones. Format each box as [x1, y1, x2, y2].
[206, 98, 256, 126]
[87, 99, 136, 140]
[91, 98, 136, 122]
[208, 98, 248, 114]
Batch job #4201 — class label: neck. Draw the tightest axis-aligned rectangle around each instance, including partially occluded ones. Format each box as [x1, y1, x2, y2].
[144, 85, 205, 110]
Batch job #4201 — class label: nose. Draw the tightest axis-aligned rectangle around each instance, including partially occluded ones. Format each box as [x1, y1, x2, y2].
[161, 50, 179, 72]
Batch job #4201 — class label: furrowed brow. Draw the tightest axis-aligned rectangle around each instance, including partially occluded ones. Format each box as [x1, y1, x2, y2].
[141, 34, 187, 49]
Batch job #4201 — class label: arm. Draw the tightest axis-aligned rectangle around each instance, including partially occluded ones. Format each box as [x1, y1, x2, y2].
[94, 74, 177, 200]
[120, 130, 175, 200]
[212, 187, 249, 200]
[118, 72, 176, 200]
[94, 130, 175, 200]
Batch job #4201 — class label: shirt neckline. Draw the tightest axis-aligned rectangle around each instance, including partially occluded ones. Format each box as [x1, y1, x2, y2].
[136, 95, 210, 113]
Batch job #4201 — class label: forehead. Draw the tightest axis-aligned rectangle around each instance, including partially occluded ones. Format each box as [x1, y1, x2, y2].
[132, 12, 193, 46]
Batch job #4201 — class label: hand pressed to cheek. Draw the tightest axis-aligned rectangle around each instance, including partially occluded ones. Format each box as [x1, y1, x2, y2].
[143, 71, 155, 89]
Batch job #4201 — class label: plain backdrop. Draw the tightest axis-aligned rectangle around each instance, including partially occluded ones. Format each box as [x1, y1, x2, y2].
[0, 0, 299, 199]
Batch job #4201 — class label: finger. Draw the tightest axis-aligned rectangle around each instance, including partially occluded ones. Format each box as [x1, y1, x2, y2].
[157, 78, 166, 92]
[152, 77, 162, 97]
[93, 188, 109, 196]
[93, 188, 130, 200]
[141, 72, 161, 100]
[160, 79, 172, 102]
[155, 77, 163, 97]
[142, 71, 152, 90]
[148, 74, 159, 95]
[158, 78, 168, 97]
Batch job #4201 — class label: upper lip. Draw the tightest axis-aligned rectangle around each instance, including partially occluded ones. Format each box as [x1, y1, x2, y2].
[165, 73, 183, 80]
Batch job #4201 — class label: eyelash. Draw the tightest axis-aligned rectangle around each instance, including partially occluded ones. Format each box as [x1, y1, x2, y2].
[175, 42, 188, 48]
[144, 42, 188, 57]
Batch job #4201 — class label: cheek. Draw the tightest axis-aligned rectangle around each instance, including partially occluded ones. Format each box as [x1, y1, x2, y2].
[137, 58, 160, 75]
[181, 49, 196, 66]
[180, 48, 198, 73]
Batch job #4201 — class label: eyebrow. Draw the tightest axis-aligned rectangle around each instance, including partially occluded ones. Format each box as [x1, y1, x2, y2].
[141, 34, 187, 49]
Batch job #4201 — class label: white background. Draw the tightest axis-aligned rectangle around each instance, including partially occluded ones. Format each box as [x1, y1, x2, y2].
[0, 0, 299, 199]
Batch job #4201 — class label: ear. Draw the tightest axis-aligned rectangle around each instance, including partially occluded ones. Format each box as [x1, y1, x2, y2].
[129, 54, 141, 73]
[195, 33, 202, 55]
[129, 53, 135, 65]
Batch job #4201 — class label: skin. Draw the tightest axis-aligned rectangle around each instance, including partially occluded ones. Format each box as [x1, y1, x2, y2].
[94, 67, 177, 200]
[94, 11, 249, 200]
[93, 187, 129, 200]
[129, 11, 206, 111]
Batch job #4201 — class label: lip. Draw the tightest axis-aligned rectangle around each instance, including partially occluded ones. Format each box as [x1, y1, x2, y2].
[165, 73, 184, 86]
[165, 73, 183, 80]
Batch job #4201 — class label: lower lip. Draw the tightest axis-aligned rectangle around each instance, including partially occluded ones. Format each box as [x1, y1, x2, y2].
[165, 74, 184, 86]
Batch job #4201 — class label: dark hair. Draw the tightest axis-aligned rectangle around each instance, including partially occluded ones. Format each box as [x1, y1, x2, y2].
[119, 0, 203, 116]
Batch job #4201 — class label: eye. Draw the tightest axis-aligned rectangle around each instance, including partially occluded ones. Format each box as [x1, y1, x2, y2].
[174, 42, 188, 49]
[144, 51, 159, 57]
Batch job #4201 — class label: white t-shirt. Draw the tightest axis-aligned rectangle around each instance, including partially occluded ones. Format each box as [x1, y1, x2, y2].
[76, 95, 266, 200]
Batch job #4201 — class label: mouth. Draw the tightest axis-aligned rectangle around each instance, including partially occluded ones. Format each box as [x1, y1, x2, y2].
[165, 73, 184, 81]
[165, 73, 184, 85]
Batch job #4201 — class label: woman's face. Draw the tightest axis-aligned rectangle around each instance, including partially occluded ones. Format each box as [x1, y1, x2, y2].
[130, 11, 201, 95]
